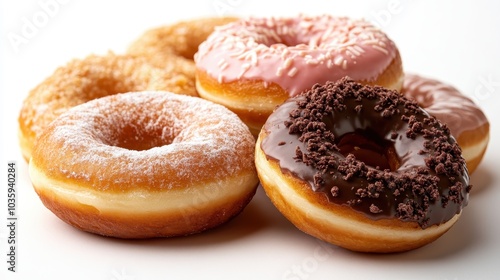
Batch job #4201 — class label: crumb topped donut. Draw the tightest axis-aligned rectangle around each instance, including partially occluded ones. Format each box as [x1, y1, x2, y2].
[127, 17, 238, 87]
[256, 78, 470, 253]
[195, 15, 403, 135]
[29, 91, 258, 238]
[128, 17, 238, 62]
[402, 74, 489, 174]
[18, 53, 197, 162]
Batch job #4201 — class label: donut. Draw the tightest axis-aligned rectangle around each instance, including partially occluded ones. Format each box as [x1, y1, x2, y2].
[255, 78, 471, 253]
[18, 52, 196, 162]
[402, 74, 489, 174]
[195, 15, 404, 135]
[29, 91, 259, 238]
[127, 16, 238, 83]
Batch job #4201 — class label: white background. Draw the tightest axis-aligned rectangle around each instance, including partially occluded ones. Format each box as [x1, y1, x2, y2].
[1, 0, 499, 279]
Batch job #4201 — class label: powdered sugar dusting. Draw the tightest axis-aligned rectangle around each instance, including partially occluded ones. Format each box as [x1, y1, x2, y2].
[33, 91, 256, 191]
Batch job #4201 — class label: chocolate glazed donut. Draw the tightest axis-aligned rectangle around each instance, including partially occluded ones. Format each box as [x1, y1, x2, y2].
[256, 77, 471, 252]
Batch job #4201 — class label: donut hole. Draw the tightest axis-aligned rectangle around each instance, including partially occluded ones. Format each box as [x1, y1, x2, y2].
[258, 31, 312, 48]
[97, 108, 180, 151]
[109, 123, 177, 151]
[336, 129, 400, 171]
[248, 18, 334, 47]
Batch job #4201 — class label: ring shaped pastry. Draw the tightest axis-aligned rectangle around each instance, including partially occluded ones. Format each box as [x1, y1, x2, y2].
[29, 91, 259, 238]
[256, 78, 470, 253]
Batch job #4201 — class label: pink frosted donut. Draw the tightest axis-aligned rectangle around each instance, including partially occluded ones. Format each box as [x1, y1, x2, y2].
[402, 74, 490, 174]
[29, 91, 259, 238]
[195, 14, 403, 135]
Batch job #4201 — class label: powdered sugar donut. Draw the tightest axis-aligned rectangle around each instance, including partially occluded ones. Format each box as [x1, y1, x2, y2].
[29, 91, 258, 238]
[195, 15, 403, 135]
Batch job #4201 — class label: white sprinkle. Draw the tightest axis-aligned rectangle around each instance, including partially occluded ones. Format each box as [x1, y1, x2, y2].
[266, 18, 275, 28]
[346, 46, 361, 56]
[287, 67, 298, 77]
[276, 67, 284, 77]
[327, 59, 334, 69]
[342, 60, 348, 69]
[238, 63, 251, 79]
[236, 41, 246, 49]
[248, 50, 258, 66]
[299, 20, 313, 30]
[282, 25, 289, 36]
[334, 55, 344, 66]
[372, 45, 389, 55]
[363, 39, 380, 45]
[309, 36, 320, 48]
[219, 62, 229, 70]
[280, 48, 290, 59]
[229, 48, 246, 57]
[267, 29, 281, 43]
[305, 59, 319, 65]
[353, 45, 365, 53]
[217, 58, 227, 67]
[283, 57, 293, 69]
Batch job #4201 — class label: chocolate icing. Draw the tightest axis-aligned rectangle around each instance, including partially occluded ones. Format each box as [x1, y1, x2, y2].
[261, 78, 470, 228]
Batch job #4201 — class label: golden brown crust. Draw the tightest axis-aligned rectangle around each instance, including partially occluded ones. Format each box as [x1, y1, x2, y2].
[457, 123, 489, 146]
[196, 50, 403, 137]
[196, 70, 289, 135]
[127, 17, 239, 60]
[126, 17, 238, 92]
[255, 130, 459, 253]
[456, 123, 490, 174]
[35, 180, 256, 239]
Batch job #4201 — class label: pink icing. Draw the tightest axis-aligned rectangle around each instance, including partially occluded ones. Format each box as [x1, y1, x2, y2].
[402, 74, 489, 137]
[194, 15, 398, 97]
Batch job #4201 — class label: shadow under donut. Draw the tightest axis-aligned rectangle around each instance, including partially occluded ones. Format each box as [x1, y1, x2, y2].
[96, 186, 290, 249]
[469, 165, 494, 195]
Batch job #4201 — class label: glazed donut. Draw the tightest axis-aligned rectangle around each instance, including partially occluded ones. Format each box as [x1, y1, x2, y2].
[256, 78, 470, 253]
[402, 74, 489, 174]
[18, 52, 196, 161]
[29, 91, 258, 238]
[127, 17, 238, 82]
[195, 14, 404, 135]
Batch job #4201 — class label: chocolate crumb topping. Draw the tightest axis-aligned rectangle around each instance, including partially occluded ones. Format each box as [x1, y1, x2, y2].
[261, 77, 470, 228]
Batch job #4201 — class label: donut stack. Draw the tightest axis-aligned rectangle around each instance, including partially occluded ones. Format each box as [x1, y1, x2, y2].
[193, 15, 489, 252]
[20, 17, 261, 239]
[19, 15, 489, 253]
[193, 14, 489, 174]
